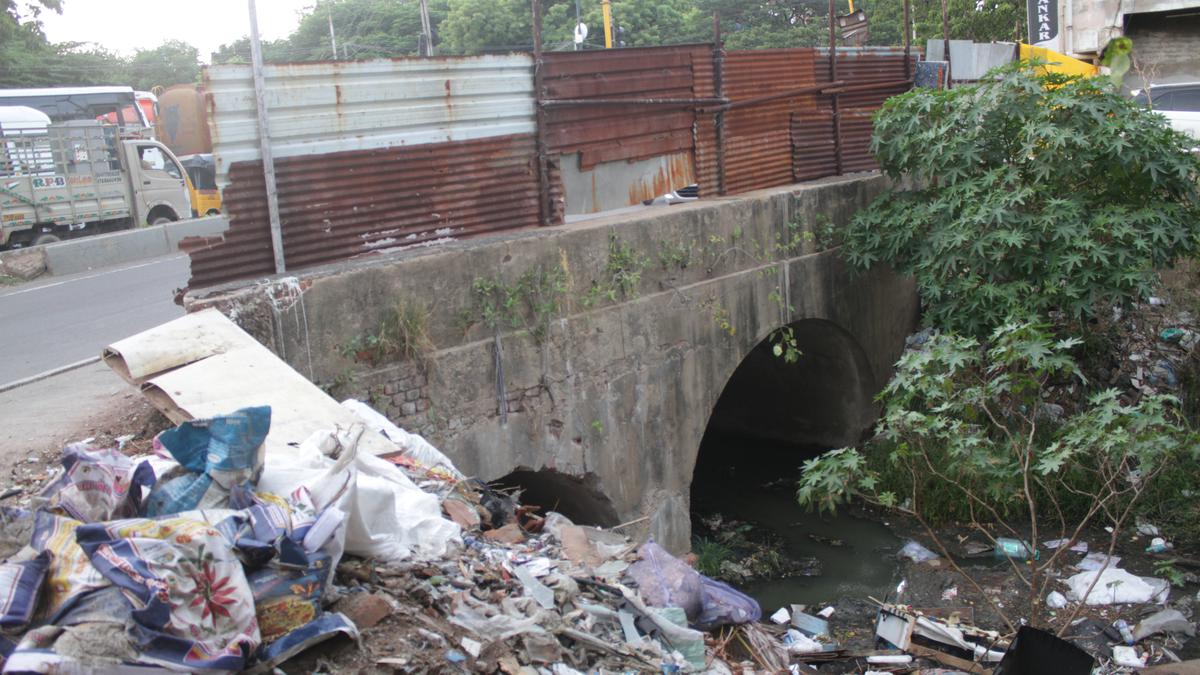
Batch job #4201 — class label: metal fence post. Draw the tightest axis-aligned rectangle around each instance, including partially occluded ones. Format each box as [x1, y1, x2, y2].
[713, 13, 727, 196]
[829, 0, 843, 176]
[248, 0, 286, 274]
[531, 0, 552, 226]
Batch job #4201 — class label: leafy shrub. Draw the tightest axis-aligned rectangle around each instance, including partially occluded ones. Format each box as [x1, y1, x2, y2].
[797, 322, 1199, 629]
[843, 64, 1200, 337]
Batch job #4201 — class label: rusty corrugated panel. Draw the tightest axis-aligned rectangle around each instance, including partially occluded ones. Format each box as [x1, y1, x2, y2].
[692, 45, 719, 197]
[188, 133, 541, 290]
[721, 49, 821, 194]
[543, 45, 709, 169]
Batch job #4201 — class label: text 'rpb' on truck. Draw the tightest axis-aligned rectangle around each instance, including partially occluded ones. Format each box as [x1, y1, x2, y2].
[0, 106, 191, 249]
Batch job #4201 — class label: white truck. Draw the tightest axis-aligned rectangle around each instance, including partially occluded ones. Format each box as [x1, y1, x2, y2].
[0, 106, 191, 248]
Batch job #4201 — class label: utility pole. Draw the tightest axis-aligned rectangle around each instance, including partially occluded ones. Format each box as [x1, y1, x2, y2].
[601, 0, 613, 48]
[248, 0, 285, 274]
[327, 6, 338, 60]
[419, 0, 435, 56]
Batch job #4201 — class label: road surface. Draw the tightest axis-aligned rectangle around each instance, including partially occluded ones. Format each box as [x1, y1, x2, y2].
[0, 254, 189, 387]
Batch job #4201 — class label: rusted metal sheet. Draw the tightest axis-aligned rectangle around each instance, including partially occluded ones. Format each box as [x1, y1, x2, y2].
[188, 133, 541, 289]
[203, 55, 536, 186]
[721, 49, 822, 194]
[542, 45, 711, 170]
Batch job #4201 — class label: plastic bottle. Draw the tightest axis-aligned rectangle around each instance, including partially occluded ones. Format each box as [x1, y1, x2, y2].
[994, 538, 1039, 560]
[1114, 619, 1135, 645]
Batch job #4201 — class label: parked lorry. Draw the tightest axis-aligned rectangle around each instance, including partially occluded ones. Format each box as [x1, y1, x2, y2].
[0, 106, 191, 248]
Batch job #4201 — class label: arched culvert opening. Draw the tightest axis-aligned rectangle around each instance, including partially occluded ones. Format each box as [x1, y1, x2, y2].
[689, 319, 900, 613]
[491, 468, 620, 528]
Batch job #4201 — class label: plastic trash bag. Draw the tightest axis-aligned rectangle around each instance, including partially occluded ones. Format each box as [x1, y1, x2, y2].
[695, 576, 762, 630]
[255, 426, 461, 564]
[627, 540, 703, 621]
[144, 406, 271, 517]
[898, 540, 939, 563]
[1065, 568, 1168, 605]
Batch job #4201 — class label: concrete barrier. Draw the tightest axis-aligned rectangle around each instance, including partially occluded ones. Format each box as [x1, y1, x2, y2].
[20, 216, 229, 276]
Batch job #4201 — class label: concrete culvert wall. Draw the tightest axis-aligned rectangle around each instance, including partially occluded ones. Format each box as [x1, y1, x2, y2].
[491, 468, 621, 528]
[704, 318, 878, 449]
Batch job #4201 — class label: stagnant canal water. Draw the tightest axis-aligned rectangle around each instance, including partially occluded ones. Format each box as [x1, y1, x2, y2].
[690, 433, 902, 613]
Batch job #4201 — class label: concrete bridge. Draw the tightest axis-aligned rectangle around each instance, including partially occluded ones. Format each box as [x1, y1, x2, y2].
[189, 173, 918, 553]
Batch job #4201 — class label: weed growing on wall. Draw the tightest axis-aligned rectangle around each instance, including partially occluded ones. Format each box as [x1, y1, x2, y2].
[340, 296, 434, 369]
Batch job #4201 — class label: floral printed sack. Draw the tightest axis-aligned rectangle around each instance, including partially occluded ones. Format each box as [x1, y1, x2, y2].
[75, 516, 260, 671]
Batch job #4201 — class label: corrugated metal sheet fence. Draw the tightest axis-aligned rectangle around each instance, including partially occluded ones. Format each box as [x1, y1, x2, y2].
[190, 55, 541, 288]
[190, 47, 914, 291]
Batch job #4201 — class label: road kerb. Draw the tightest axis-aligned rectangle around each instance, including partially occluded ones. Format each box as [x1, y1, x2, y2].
[0, 356, 103, 394]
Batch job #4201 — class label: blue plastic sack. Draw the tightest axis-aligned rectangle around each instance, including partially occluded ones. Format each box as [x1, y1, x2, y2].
[144, 406, 271, 517]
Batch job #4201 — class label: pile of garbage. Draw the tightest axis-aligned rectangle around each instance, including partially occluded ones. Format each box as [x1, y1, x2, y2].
[0, 399, 771, 673]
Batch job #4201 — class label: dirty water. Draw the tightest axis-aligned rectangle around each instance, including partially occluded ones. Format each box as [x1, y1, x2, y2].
[691, 434, 902, 612]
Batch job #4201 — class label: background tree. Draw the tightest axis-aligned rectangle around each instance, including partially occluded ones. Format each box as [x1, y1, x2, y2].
[125, 40, 200, 90]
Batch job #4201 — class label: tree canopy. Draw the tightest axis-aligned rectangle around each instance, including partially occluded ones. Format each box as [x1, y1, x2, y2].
[5, 0, 1031, 88]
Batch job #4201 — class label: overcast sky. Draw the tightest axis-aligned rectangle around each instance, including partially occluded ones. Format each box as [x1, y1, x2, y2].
[38, 0, 314, 62]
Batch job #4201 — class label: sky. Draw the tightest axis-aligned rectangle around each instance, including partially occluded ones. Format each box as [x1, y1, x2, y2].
[38, 0, 315, 62]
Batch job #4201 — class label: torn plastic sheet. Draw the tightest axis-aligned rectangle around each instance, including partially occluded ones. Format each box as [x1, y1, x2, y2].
[256, 427, 461, 564]
[341, 399, 463, 479]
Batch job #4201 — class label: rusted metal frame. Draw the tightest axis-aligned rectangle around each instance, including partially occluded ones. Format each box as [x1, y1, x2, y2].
[821, 78, 913, 95]
[713, 13, 727, 196]
[829, 0, 843, 176]
[540, 97, 727, 108]
[248, 0, 286, 274]
[903, 0, 912, 80]
[531, 0, 553, 226]
[703, 80, 846, 113]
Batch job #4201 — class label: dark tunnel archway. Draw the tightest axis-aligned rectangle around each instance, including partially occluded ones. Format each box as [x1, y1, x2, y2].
[689, 319, 895, 608]
[702, 318, 878, 451]
[491, 468, 621, 528]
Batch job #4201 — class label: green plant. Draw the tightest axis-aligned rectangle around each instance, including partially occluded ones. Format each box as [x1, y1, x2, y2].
[1153, 559, 1187, 588]
[340, 297, 434, 368]
[599, 233, 649, 301]
[843, 63, 1200, 337]
[692, 537, 734, 577]
[590, 419, 604, 434]
[472, 264, 568, 344]
[657, 239, 697, 271]
[797, 322, 1199, 631]
[700, 296, 736, 337]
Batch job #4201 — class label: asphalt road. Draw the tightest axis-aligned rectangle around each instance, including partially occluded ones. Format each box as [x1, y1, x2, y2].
[0, 254, 189, 387]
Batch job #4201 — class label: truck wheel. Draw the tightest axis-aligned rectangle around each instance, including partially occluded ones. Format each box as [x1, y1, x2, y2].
[151, 216, 173, 226]
[34, 233, 61, 246]
[205, 209, 220, 216]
